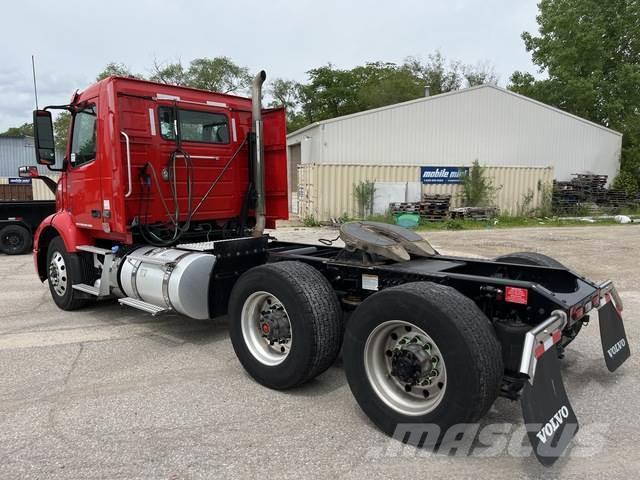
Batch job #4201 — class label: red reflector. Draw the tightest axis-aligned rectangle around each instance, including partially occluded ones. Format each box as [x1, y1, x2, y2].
[592, 295, 600, 308]
[551, 329, 562, 344]
[505, 287, 528, 305]
[571, 306, 584, 321]
[534, 343, 546, 359]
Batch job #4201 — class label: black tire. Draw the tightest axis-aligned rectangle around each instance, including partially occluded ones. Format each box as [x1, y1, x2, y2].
[0, 224, 32, 255]
[493, 251, 565, 268]
[493, 252, 580, 347]
[229, 261, 343, 389]
[46, 237, 94, 311]
[343, 282, 503, 446]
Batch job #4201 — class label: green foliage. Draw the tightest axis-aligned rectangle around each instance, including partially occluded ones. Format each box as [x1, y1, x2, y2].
[517, 189, 536, 217]
[96, 62, 141, 81]
[444, 219, 464, 230]
[508, 0, 640, 186]
[0, 123, 33, 137]
[150, 57, 251, 94]
[460, 161, 495, 207]
[537, 181, 554, 217]
[353, 180, 376, 218]
[273, 52, 499, 132]
[302, 215, 321, 227]
[53, 112, 71, 151]
[612, 170, 639, 196]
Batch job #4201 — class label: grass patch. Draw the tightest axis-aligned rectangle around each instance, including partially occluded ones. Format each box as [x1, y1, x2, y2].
[415, 215, 635, 231]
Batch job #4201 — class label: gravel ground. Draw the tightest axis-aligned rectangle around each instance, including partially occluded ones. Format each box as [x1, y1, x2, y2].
[0, 224, 638, 479]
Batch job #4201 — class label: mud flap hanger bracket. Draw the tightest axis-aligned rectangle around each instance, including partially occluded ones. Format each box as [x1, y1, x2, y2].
[599, 280, 623, 312]
[519, 310, 568, 384]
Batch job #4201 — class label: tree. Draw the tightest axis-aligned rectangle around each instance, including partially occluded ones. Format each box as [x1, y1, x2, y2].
[508, 0, 640, 189]
[150, 57, 251, 94]
[187, 57, 251, 94]
[403, 52, 464, 95]
[96, 62, 139, 81]
[53, 112, 71, 151]
[0, 123, 33, 137]
[150, 60, 189, 86]
[463, 61, 499, 87]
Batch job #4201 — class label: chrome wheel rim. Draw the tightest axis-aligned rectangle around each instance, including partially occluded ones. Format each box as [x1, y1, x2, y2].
[364, 320, 447, 416]
[48, 251, 68, 297]
[241, 291, 292, 366]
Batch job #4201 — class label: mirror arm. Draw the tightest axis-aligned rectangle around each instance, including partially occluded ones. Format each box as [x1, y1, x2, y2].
[36, 176, 59, 194]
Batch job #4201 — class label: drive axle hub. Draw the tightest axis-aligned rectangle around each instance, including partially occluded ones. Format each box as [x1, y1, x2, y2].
[390, 343, 433, 384]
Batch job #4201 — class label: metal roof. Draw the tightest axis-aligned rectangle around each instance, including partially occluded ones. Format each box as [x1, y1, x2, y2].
[287, 84, 622, 138]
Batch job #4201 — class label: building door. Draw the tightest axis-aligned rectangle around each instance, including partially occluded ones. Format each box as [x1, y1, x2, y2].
[288, 143, 301, 213]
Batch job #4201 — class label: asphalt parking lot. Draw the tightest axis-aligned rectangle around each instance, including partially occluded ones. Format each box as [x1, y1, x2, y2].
[1, 225, 639, 479]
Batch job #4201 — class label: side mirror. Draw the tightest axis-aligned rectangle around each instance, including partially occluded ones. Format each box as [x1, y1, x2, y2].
[18, 166, 39, 178]
[33, 110, 56, 166]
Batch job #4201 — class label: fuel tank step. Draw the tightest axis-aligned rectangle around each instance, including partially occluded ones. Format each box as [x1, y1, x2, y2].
[118, 297, 168, 316]
[72, 283, 101, 296]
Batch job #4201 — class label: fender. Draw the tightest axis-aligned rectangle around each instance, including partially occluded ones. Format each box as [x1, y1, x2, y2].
[33, 212, 93, 281]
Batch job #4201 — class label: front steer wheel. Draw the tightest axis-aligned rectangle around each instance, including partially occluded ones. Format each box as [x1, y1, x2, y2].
[229, 261, 343, 389]
[343, 282, 503, 446]
[46, 237, 95, 311]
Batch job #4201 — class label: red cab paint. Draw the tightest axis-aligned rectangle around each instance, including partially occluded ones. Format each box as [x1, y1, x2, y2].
[34, 76, 289, 253]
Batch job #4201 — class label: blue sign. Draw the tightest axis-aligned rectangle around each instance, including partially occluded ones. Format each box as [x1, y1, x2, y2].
[421, 166, 469, 185]
[8, 177, 32, 185]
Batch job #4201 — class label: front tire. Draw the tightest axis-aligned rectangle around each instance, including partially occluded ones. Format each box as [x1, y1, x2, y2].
[343, 282, 503, 446]
[229, 261, 343, 389]
[46, 237, 94, 311]
[0, 224, 32, 255]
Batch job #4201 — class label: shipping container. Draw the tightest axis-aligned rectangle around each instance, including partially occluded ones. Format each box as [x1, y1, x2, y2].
[0, 175, 58, 201]
[296, 164, 553, 221]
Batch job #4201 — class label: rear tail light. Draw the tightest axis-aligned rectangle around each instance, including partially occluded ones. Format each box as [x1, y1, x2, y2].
[570, 306, 585, 321]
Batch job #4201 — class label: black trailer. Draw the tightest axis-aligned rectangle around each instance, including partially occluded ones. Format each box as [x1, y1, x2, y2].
[0, 168, 56, 255]
[0, 200, 55, 254]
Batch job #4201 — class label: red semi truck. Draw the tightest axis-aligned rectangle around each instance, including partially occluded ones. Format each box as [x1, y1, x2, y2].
[29, 71, 630, 465]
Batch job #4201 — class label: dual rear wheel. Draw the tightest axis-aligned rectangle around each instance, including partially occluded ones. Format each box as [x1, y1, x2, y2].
[229, 261, 503, 445]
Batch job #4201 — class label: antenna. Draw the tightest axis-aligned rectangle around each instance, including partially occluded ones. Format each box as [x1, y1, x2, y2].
[31, 55, 39, 110]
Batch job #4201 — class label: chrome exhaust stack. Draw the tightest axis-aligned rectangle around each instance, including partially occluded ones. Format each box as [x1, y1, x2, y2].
[251, 70, 267, 237]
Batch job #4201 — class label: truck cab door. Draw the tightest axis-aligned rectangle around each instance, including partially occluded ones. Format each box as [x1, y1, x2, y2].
[66, 103, 103, 231]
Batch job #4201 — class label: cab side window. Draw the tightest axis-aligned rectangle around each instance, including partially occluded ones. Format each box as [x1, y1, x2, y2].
[159, 106, 229, 144]
[70, 105, 97, 167]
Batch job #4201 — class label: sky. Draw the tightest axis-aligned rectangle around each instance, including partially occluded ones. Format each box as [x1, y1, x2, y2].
[0, 0, 541, 131]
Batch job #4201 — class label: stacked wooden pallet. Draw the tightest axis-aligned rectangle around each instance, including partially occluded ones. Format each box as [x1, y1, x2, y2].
[552, 174, 640, 214]
[390, 194, 452, 222]
[450, 206, 500, 221]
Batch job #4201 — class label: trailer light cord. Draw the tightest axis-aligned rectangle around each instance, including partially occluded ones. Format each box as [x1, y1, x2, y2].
[318, 234, 341, 246]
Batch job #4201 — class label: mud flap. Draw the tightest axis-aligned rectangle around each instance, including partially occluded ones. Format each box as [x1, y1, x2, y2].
[521, 350, 579, 466]
[599, 301, 630, 372]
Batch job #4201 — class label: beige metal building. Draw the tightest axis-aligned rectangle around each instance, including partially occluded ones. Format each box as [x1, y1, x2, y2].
[287, 85, 622, 215]
[297, 164, 553, 221]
